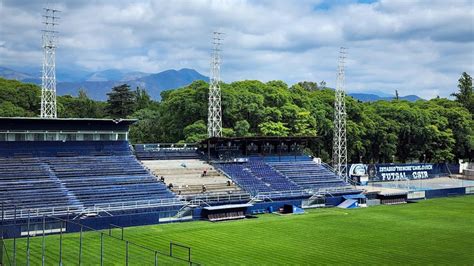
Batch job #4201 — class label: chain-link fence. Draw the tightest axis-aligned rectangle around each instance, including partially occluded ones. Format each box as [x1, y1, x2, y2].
[1, 207, 200, 265]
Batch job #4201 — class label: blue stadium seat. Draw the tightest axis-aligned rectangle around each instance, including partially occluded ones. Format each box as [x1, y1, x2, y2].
[214, 156, 353, 197]
[269, 160, 350, 190]
[214, 159, 304, 198]
[0, 141, 180, 213]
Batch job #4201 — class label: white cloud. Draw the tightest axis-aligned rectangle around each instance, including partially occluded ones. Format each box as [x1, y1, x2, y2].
[0, 0, 473, 98]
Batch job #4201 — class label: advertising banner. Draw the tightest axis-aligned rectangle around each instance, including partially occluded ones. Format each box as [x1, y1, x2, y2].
[348, 163, 450, 182]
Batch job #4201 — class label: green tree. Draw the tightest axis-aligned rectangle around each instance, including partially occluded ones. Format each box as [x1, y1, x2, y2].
[0, 78, 41, 116]
[58, 90, 106, 118]
[183, 120, 207, 143]
[451, 72, 473, 114]
[234, 120, 251, 137]
[258, 121, 289, 136]
[297, 81, 318, 91]
[293, 111, 317, 136]
[135, 87, 153, 110]
[0, 101, 28, 117]
[128, 108, 161, 143]
[319, 81, 327, 89]
[106, 84, 137, 118]
[223, 128, 235, 137]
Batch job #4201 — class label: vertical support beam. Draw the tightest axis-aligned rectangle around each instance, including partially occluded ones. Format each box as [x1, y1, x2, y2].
[59, 221, 63, 266]
[100, 233, 103, 266]
[42, 215, 46, 266]
[188, 247, 191, 263]
[13, 205, 16, 266]
[78, 226, 83, 266]
[0, 202, 3, 266]
[154, 251, 158, 266]
[26, 211, 30, 266]
[125, 241, 129, 266]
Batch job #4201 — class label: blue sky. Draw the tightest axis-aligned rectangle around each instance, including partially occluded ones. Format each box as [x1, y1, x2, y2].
[1, 0, 473, 98]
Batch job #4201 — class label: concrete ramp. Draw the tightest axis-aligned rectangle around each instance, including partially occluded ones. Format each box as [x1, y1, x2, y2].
[293, 206, 305, 214]
[337, 199, 358, 209]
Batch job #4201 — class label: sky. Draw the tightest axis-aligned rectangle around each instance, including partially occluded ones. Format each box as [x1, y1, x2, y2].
[0, 0, 473, 98]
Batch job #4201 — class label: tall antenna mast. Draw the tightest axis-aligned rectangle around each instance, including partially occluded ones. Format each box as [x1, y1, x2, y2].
[40, 6, 60, 118]
[208, 31, 224, 137]
[332, 47, 348, 181]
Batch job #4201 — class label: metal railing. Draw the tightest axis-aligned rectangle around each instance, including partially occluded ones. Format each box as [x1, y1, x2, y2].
[2, 205, 83, 220]
[91, 198, 185, 212]
[188, 192, 251, 204]
[310, 186, 361, 196]
[134, 143, 198, 152]
[1, 198, 186, 220]
[255, 190, 310, 200]
[320, 162, 359, 187]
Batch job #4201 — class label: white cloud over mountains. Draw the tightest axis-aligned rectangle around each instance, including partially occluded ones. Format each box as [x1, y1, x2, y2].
[1, 0, 473, 98]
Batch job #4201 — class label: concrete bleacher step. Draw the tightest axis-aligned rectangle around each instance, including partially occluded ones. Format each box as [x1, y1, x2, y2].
[141, 159, 241, 197]
[172, 185, 241, 195]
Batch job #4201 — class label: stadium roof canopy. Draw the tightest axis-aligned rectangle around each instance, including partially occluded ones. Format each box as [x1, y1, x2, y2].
[0, 117, 137, 131]
[199, 136, 317, 159]
[201, 136, 317, 145]
[203, 203, 253, 211]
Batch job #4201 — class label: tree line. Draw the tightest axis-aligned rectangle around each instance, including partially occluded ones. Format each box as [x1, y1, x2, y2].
[0, 72, 472, 163]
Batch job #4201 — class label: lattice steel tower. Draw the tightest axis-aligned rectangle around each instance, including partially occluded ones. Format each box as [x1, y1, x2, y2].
[40, 7, 60, 118]
[332, 47, 348, 181]
[208, 32, 223, 137]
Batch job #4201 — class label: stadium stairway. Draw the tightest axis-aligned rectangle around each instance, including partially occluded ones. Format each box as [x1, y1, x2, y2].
[42, 155, 178, 207]
[0, 157, 82, 211]
[39, 161, 83, 208]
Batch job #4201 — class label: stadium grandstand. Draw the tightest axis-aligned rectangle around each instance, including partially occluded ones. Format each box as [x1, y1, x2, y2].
[0, 117, 183, 224]
[1, 117, 473, 265]
[0, 119, 360, 228]
[1, 117, 472, 227]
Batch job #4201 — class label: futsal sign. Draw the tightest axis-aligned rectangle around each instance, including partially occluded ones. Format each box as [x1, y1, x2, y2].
[375, 164, 434, 181]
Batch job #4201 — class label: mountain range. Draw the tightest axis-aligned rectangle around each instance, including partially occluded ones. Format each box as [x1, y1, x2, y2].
[348, 93, 422, 102]
[0, 66, 209, 100]
[0, 66, 422, 102]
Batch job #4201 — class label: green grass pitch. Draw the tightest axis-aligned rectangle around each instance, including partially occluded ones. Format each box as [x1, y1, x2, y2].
[4, 196, 474, 265]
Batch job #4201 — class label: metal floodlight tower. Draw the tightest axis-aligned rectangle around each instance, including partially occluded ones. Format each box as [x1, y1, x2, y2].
[208, 31, 224, 137]
[40, 7, 60, 118]
[332, 47, 348, 182]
